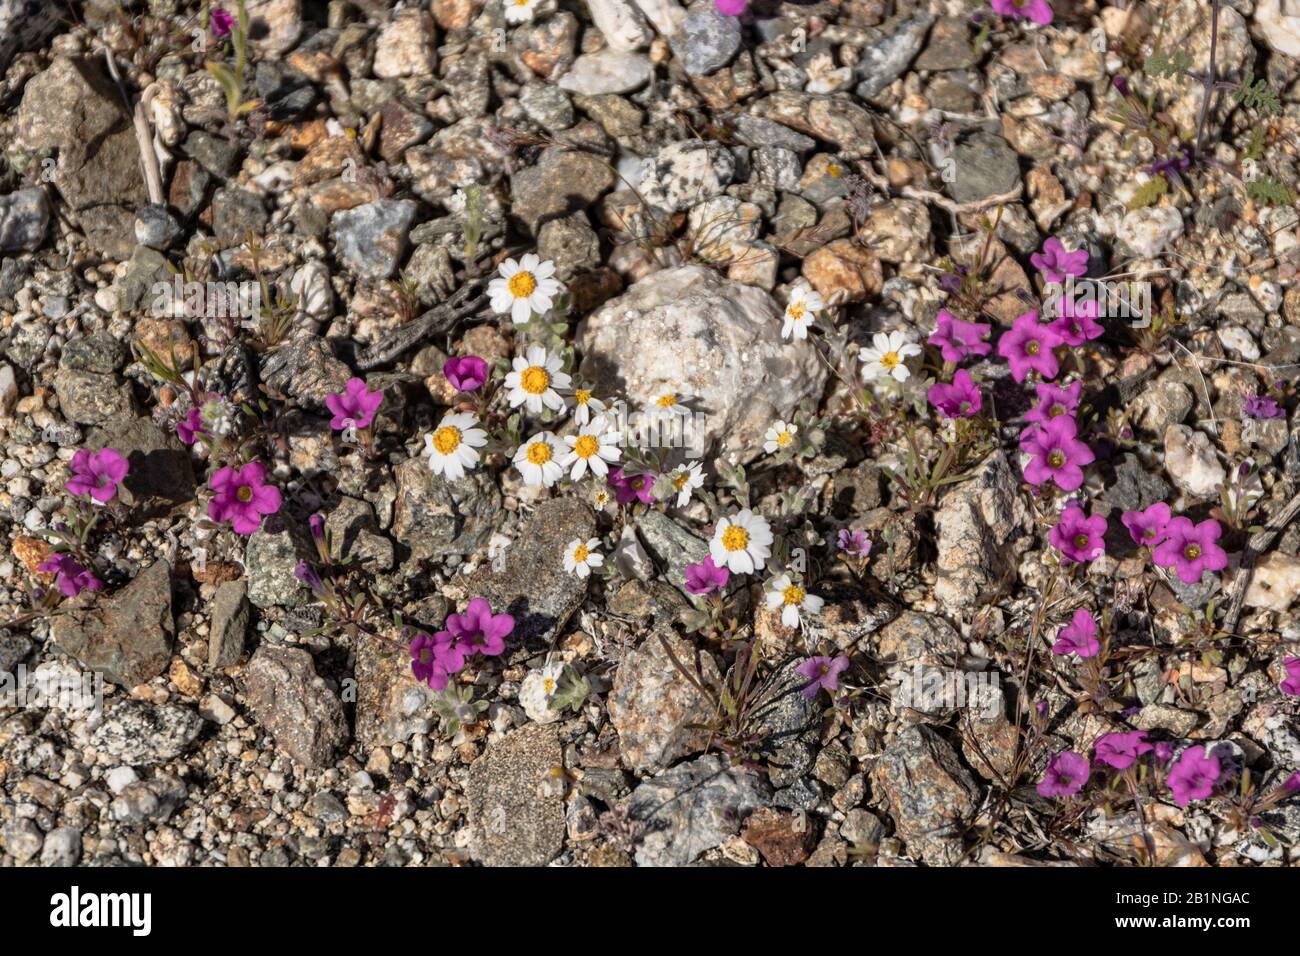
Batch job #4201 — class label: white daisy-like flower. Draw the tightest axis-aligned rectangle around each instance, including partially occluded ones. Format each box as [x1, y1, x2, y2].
[646, 390, 690, 420]
[570, 386, 606, 426]
[561, 415, 621, 480]
[488, 253, 561, 324]
[782, 281, 823, 340]
[589, 482, 615, 512]
[859, 331, 922, 383]
[667, 460, 705, 507]
[519, 659, 566, 724]
[709, 509, 773, 575]
[502, 0, 540, 24]
[513, 431, 566, 487]
[763, 421, 798, 455]
[504, 344, 570, 414]
[563, 537, 604, 578]
[764, 573, 824, 629]
[424, 412, 488, 480]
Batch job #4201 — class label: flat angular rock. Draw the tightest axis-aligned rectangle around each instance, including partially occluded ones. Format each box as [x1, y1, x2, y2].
[392, 458, 503, 559]
[467, 724, 566, 866]
[871, 725, 978, 865]
[245, 645, 349, 768]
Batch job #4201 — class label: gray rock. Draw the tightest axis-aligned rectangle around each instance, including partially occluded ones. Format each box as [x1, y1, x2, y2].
[208, 580, 249, 669]
[39, 827, 82, 866]
[1099, 453, 1171, 515]
[50, 561, 174, 689]
[87, 417, 196, 506]
[520, 84, 575, 132]
[115, 245, 173, 313]
[747, 659, 819, 788]
[0, 188, 50, 252]
[245, 645, 349, 768]
[510, 146, 617, 234]
[670, 2, 741, 76]
[1, 818, 42, 862]
[467, 723, 566, 866]
[180, 130, 241, 179]
[212, 186, 269, 247]
[558, 49, 653, 95]
[578, 265, 827, 464]
[245, 527, 305, 609]
[634, 509, 709, 593]
[260, 336, 352, 411]
[324, 496, 394, 570]
[110, 774, 187, 825]
[608, 630, 720, 773]
[134, 203, 183, 249]
[751, 92, 878, 159]
[15, 58, 148, 258]
[354, 634, 435, 749]
[914, 16, 977, 72]
[469, 496, 595, 648]
[948, 130, 1021, 204]
[872, 725, 978, 864]
[627, 754, 772, 866]
[537, 213, 602, 279]
[729, 114, 816, 152]
[854, 13, 933, 98]
[639, 139, 735, 213]
[392, 458, 503, 559]
[1131, 379, 1193, 435]
[52, 368, 133, 425]
[61, 332, 127, 374]
[87, 700, 204, 766]
[330, 199, 417, 279]
[0, 0, 61, 73]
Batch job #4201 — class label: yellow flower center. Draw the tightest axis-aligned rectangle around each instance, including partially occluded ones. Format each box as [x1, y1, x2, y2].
[721, 525, 749, 552]
[781, 584, 805, 606]
[520, 366, 550, 395]
[1073, 533, 1090, 550]
[1026, 340, 1041, 356]
[880, 351, 900, 370]
[508, 271, 537, 297]
[573, 543, 589, 563]
[543, 677, 556, 694]
[787, 303, 805, 321]
[1050, 403, 1066, 417]
[673, 472, 690, 490]
[776, 430, 793, 447]
[527, 441, 552, 465]
[574, 389, 591, 406]
[1047, 450, 1066, 469]
[432, 426, 461, 454]
[656, 393, 677, 408]
[1184, 543, 1201, 560]
[574, 435, 599, 459]
[236, 485, 253, 502]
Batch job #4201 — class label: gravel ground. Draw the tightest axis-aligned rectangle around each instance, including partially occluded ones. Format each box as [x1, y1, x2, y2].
[2, 0, 1300, 868]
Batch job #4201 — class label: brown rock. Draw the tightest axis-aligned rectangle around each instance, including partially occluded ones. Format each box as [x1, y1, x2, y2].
[742, 807, 816, 866]
[245, 645, 350, 768]
[801, 239, 883, 304]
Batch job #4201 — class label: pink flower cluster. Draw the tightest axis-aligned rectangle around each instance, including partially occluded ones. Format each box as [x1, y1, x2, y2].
[66, 448, 129, 503]
[1039, 733, 1230, 808]
[926, 310, 990, 419]
[990, 0, 1054, 27]
[409, 597, 514, 690]
[1120, 503, 1228, 585]
[208, 461, 282, 535]
[38, 553, 102, 598]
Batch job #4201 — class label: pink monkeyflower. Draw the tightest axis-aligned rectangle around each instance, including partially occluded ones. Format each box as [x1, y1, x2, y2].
[38, 553, 103, 598]
[1154, 741, 1175, 764]
[1047, 296, 1104, 347]
[998, 311, 1064, 383]
[1020, 415, 1094, 491]
[207, 461, 282, 535]
[715, 0, 747, 14]
[1031, 237, 1087, 282]
[443, 597, 514, 657]
[1280, 657, 1300, 697]
[1120, 502, 1172, 548]
[928, 309, 992, 364]
[1048, 505, 1107, 564]
[1037, 751, 1089, 797]
[325, 377, 384, 431]
[444, 355, 490, 393]
[409, 631, 467, 691]
[1284, 772, 1300, 793]
[685, 555, 730, 595]
[1052, 608, 1099, 658]
[1244, 394, 1285, 420]
[1024, 380, 1082, 426]
[608, 467, 656, 506]
[1094, 731, 1153, 770]
[1167, 746, 1222, 807]
[928, 369, 983, 419]
[796, 655, 849, 698]
[837, 528, 872, 559]
[210, 7, 235, 37]
[177, 407, 207, 446]
[66, 447, 129, 503]
[1151, 516, 1228, 585]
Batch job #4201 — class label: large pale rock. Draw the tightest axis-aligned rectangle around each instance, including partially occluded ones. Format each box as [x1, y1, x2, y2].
[1242, 552, 1300, 612]
[587, 0, 653, 50]
[933, 451, 1029, 613]
[467, 724, 566, 866]
[577, 265, 827, 464]
[245, 645, 349, 768]
[1163, 424, 1226, 498]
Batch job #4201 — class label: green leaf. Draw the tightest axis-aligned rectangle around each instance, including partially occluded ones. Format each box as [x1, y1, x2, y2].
[1127, 176, 1168, 210]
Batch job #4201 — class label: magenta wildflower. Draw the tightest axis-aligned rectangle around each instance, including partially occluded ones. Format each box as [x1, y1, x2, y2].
[796, 655, 849, 698]
[1052, 608, 1099, 658]
[998, 311, 1064, 383]
[1047, 296, 1104, 346]
[1280, 657, 1300, 697]
[837, 528, 872, 559]
[608, 467, 656, 506]
[443, 597, 514, 657]
[1285, 772, 1300, 793]
[1037, 751, 1089, 797]
[1030, 237, 1087, 283]
[210, 7, 235, 37]
[1151, 517, 1228, 585]
[1048, 506, 1107, 564]
[928, 369, 983, 419]
[177, 407, 206, 446]
[1024, 380, 1082, 426]
[309, 512, 325, 541]
[1167, 746, 1222, 807]
[685, 555, 730, 595]
[1120, 502, 1172, 548]
[38, 553, 103, 598]
[1154, 741, 1175, 764]
[207, 461, 282, 535]
[443, 355, 490, 393]
[1020, 415, 1094, 491]
[928, 309, 992, 364]
[1244, 393, 1285, 420]
[66, 447, 129, 503]
[409, 631, 465, 691]
[714, 0, 747, 15]
[1094, 731, 1153, 770]
[325, 377, 384, 431]
[293, 559, 323, 591]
